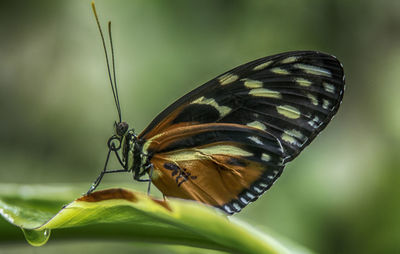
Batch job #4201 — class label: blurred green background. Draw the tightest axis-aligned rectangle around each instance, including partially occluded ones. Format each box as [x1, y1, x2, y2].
[1, 0, 399, 253]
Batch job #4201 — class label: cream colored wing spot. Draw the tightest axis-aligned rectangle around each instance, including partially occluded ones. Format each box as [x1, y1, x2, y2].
[307, 93, 318, 106]
[295, 77, 312, 87]
[240, 197, 249, 205]
[281, 133, 301, 147]
[276, 105, 301, 119]
[261, 153, 271, 162]
[191, 96, 232, 117]
[280, 56, 299, 64]
[249, 88, 282, 98]
[232, 202, 241, 212]
[293, 63, 332, 77]
[323, 82, 335, 93]
[164, 145, 253, 161]
[243, 79, 263, 89]
[198, 145, 253, 157]
[322, 99, 330, 110]
[253, 186, 263, 194]
[283, 129, 307, 146]
[246, 121, 267, 131]
[308, 116, 321, 128]
[223, 205, 233, 214]
[253, 60, 273, 71]
[246, 192, 255, 199]
[218, 73, 239, 85]
[270, 67, 290, 75]
[284, 129, 304, 140]
[248, 136, 264, 145]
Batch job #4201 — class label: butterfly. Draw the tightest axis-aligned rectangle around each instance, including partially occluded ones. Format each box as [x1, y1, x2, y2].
[87, 3, 345, 215]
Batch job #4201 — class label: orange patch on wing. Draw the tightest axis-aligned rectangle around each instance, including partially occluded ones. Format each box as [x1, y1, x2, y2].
[150, 153, 265, 207]
[140, 104, 193, 140]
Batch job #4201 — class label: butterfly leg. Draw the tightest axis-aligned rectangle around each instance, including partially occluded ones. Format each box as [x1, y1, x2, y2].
[87, 149, 112, 194]
[132, 163, 154, 195]
[87, 147, 129, 195]
[134, 163, 153, 181]
[146, 164, 154, 195]
[87, 168, 128, 195]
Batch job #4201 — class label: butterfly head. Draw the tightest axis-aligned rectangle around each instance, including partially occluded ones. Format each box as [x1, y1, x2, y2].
[114, 121, 129, 137]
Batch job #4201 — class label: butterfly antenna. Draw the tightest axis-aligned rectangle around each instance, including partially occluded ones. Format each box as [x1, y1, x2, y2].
[108, 21, 122, 123]
[91, 2, 122, 123]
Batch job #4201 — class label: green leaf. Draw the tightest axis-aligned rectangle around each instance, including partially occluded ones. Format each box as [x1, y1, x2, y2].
[0, 184, 312, 254]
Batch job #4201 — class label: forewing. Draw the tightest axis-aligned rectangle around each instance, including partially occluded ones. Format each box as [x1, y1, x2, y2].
[144, 123, 285, 214]
[140, 51, 345, 161]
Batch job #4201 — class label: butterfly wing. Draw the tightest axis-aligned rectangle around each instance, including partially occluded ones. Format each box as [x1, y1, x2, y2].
[139, 51, 345, 213]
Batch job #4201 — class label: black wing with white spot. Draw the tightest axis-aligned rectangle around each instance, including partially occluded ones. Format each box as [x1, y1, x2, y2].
[141, 51, 345, 161]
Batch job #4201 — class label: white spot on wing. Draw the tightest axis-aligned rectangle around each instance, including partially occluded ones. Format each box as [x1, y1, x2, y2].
[308, 116, 321, 128]
[246, 192, 255, 199]
[261, 153, 271, 162]
[282, 133, 301, 147]
[295, 77, 312, 87]
[165, 145, 253, 161]
[248, 136, 264, 145]
[270, 67, 290, 75]
[223, 205, 233, 214]
[323, 82, 335, 93]
[276, 105, 301, 119]
[247, 121, 267, 131]
[284, 129, 305, 141]
[191, 96, 231, 117]
[240, 197, 249, 205]
[280, 56, 299, 64]
[232, 202, 241, 211]
[322, 99, 330, 109]
[307, 93, 318, 106]
[218, 73, 239, 85]
[294, 63, 332, 77]
[253, 186, 263, 193]
[249, 88, 282, 98]
[243, 79, 263, 88]
[253, 60, 273, 71]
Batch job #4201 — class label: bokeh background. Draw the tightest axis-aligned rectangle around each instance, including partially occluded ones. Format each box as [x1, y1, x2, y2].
[1, 0, 399, 253]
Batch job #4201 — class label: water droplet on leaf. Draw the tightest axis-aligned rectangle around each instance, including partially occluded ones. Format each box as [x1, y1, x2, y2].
[22, 228, 51, 247]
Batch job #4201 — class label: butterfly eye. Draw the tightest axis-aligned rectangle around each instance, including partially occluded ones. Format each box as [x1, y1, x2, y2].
[116, 122, 129, 136]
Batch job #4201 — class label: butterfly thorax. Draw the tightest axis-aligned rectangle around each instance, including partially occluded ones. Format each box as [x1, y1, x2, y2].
[121, 129, 147, 180]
